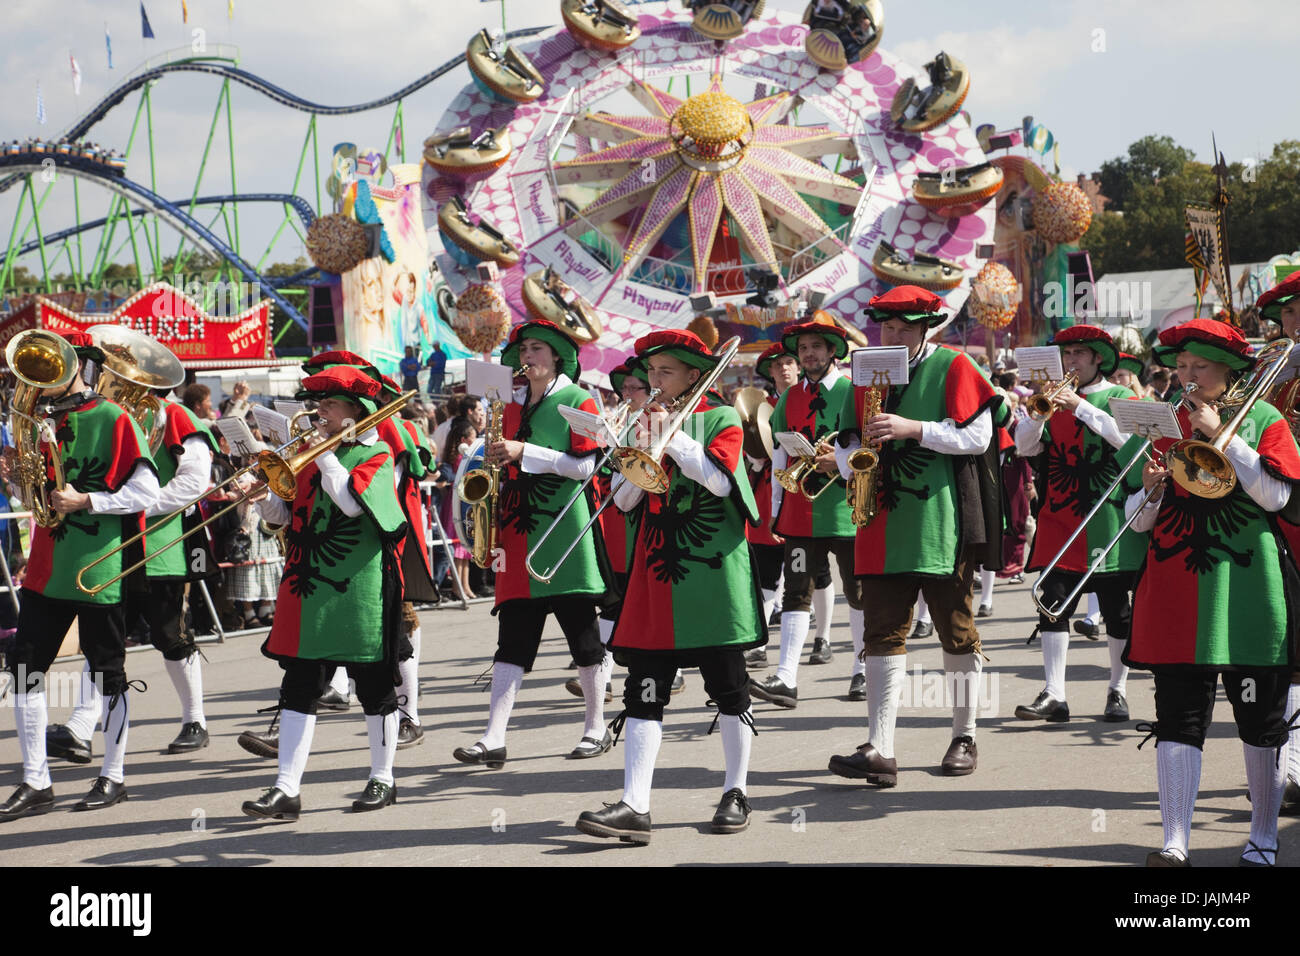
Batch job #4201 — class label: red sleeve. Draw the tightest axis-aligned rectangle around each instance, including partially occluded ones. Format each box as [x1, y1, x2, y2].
[568, 395, 600, 456]
[105, 409, 155, 491]
[707, 422, 743, 474]
[944, 351, 1001, 427]
[1257, 417, 1300, 484]
[348, 450, 390, 497]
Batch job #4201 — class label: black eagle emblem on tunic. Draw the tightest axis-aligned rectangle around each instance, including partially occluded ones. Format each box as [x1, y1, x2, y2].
[282, 476, 364, 599]
[50, 433, 111, 542]
[1151, 490, 1256, 575]
[878, 441, 935, 511]
[499, 470, 567, 536]
[642, 481, 725, 584]
[1047, 439, 1122, 518]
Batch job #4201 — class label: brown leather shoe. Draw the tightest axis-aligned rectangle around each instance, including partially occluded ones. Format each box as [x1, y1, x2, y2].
[827, 742, 898, 787]
[940, 735, 977, 776]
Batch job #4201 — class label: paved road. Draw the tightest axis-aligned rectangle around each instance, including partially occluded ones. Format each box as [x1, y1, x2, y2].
[0, 577, 1293, 866]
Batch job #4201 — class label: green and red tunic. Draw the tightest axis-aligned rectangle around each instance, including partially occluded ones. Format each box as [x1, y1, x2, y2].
[772, 374, 855, 539]
[144, 401, 220, 580]
[611, 400, 764, 653]
[839, 346, 1000, 577]
[495, 381, 608, 606]
[1025, 386, 1147, 578]
[376, 415, 436, 596]
[264, 440, 407, 663]
[1128, 402, 1300, 670]
[594, 467, 634, 575]
[25, 395, 155, 605]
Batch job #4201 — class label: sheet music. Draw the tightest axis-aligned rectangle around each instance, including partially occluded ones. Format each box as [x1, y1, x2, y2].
[213, 417, 264, 457]
[252, 406, 291, 449]
[850, 347, 910, 387]
[775, 431, 817, 459]
[1109, 396, 1184, 442]
[274, 400, 306, 420]
[1014, 347, 1064, 386]
[558, 404, 621, 448]
[465, 359, 515, 401]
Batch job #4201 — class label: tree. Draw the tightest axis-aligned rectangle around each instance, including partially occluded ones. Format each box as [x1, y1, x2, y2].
[1097, 135, 1196, 212]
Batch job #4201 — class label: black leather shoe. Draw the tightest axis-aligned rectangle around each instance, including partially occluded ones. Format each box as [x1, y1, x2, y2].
[315, 688, 350, 711]
[396, 718, 424, 750]
[1073, 620, 1101, 641]
[351, 779, 397, 812]
[567, 729, 613, 759]
[744, 646, 769, 670]
[242, 786, 301, 821]
[909, 621, 934, 639]
[1239, 841, 1278, 867]
[237, 730, 278, 758]
[72, 776, 127, 811]
[1146, 849, 1190, 867]
[711, 788, 751, 833]
[0, 783, 55, 821]
[576, 801, 651, 844]
[1015, 690, 1070, 722]
[1280, 778, 1300, 816]
[976, 603, 993, 618]
[749, 674, 797, 708]
[671, 672, 685, 695]
[452, 742, 507, 769]
[46, 724, 92, 764]
[828, 742, 898, 787]
[808, 638, 833, 665]
[941, 735, 978, 775]
[1103, 689, 1129, 722]
[847, 673, 866, 701]
[167, 721, 209, 754]
[564, 678, 613, 702]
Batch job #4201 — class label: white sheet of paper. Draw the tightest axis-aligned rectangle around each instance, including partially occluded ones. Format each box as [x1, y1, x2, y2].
[1014, 347, 1064, 385]
[775, 430, 817, 458]
[252, 406, 291, 450]
[558, 404, 620, 448]
[850, 346, 910, 387]
[274, 400, 305, 420]
[213, 417, 264, 457]
[465, 359, 515, 402]
[1109, 396, 1183, 442]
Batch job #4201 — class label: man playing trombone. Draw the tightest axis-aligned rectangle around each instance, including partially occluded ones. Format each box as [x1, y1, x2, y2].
[1015, 325, 1143, 724]
[1, 330, 159, 820]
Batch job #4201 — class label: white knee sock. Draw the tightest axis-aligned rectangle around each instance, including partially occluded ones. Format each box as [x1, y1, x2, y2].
[775, 610, 810, 687]
[328, 666, 350, 698]
[578, 657, 610, 740]
[397, 627, 422, 726]
[1085, 592, 1101, 626]
[944, 650, 981, 739]
[1243, 742, 1284, 863]
[15, 691, 51, 790]
[1156, 741, 1201, 862]
[914, 595, 931, 626]
[164, 653, 206, 727]
[598, 616, 614, 646]
[866, 655, 907, 759]
[979, 567, 995, 608]
[760, 588, 778, 627]
[1286, 682, 1300, 784]
[274, 709, 316, 798]
[481, 662, 523, 750]
[1107, 638, 1128, 694]
[849, 607, 866, 677]
[366, 712, 399, 787]
[1041, 630, 1069, 700]
[65, 661, 102, 741]
[721, 711, 752, 794]
[101, 690, 131, 785]
[621, 717, 662, 815]
[812, 583, 835, 641]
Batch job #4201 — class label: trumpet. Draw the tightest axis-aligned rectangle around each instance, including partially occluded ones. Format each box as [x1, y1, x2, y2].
[1025, 370, 1079, 421]
[6, 330, 78, 528]
[75, 391, 415, 596]
[774, 432, 840, 501]
[847, 386, 884, 526]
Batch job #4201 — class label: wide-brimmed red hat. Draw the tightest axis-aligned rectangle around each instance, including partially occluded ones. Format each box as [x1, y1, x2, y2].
[609, 358, 649, 393]
[1257, 271, 1300, 321]
[1153, 318, 1254, 372]
[1050, 324, 1119, 376]
[1115, 352, 1144, 378]
[863, 285, 946, 327]
[755, 341, 793, 382]
[781, 316, 849, 360]
[634, 329, 717, 370]
[501, 318, 581, 381]
[304, 349, 370, 371]
[296, 365, 382, 414]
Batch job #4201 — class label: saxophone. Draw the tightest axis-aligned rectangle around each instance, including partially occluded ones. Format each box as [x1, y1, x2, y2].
[457, 398, 504, 568]
[846, 386, 883, 527]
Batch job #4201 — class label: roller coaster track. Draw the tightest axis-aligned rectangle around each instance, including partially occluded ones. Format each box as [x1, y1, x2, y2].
[0, 155, 309, 326]
[0, 26, 550, 195]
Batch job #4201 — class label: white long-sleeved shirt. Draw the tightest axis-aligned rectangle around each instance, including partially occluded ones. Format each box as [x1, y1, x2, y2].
[1014, 377, 1127, 458]
[149, 430, 215, 517]
[614, 428, 734, 513]
[1124, 434, 1292, 532]
[85, 462, 161, 515]
[258, 427, 380, 524]
[513, 373, 599, 484]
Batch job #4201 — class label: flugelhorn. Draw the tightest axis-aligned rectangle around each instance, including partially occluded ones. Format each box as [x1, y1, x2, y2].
[6, 329, 78, 528]
[1025, 370, 1079, 421]
[774, 431, 840, 501]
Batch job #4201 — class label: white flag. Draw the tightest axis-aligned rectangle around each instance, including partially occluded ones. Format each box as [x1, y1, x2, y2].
[36, 82, 47, 125]
[70, 52, 82, 96]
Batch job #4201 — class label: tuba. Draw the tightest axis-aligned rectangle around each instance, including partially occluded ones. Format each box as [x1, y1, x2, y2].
[87, 324, 186, 453]
[847, 386, 883, 526]
[6, 329, 78, 528]
[457, 398, 503, 569]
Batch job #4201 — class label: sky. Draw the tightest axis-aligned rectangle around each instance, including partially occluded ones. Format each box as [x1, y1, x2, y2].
[2, 0, 1297, 281]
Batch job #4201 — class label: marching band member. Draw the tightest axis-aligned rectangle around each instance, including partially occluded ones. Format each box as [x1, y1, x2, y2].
[241, 367, 408, 819]
[576, 330, 764, 843]
[1014, 326, 1143, 724]
[752, 317, 865, 707]
[1125, 319, 1300, 866]
[827, 286, 1003, 787]
[452, 319, 613, 767]
[1, 331, 159, 819]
